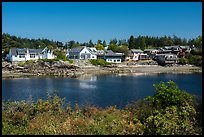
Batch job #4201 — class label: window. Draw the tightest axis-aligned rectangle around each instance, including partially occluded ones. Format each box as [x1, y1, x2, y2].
[19, 54, 25, 58]
[30, 54, 35, 58]
[117, 59, 120, 62]
[114, 60, 116, 62]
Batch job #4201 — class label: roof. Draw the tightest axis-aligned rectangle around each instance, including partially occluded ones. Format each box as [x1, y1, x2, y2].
[104, 50, 123, 57]
[144, 49, 158, 51]
[10, 48, 45, 55]
[156, 53, 177, 56]
[179, 45, 190, 49]
[17, 48, 26, 54]
[69, 47, 84, 54]
[29, 49, 43, 54]
[89, 47, 97, 52]
[131, 49, 143, 53]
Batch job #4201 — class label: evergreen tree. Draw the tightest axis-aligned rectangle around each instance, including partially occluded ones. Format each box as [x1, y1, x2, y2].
[128, 35, 135, 49]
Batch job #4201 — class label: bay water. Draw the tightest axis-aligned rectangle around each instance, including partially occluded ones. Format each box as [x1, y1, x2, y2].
[2, 73, 202, 108]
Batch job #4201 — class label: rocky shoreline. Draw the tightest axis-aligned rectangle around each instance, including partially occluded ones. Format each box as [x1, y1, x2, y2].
[2, 61, 202, 79]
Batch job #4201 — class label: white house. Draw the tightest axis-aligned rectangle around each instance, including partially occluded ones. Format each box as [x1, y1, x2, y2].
[68, 46, 97, 60]
[102, 50, 123, 63]
[7, 47, 55, 63]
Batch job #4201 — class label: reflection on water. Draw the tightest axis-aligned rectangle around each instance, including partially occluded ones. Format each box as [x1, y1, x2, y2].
[79, 82, 97, 89]
[78, 75, 98, 89]
[78, 75, 97, 81]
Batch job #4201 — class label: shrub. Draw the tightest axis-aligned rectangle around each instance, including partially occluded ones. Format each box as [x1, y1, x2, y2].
[144, 80, 199, 135]
[146, 80, 193, 109]
[68, 59, 74, 64]
[179, 50, 202, 66]
[18, 62, 26, 67]
[178, 57, 188, 65]
[90, 59, 111, 66]
[18, 60, 36, 67]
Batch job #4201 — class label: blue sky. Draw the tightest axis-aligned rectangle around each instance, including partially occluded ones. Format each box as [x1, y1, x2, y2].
[2, 2, 202, 43]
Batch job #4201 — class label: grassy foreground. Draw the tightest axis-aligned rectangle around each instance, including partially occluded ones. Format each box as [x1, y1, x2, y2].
[2, 81, 202, 135]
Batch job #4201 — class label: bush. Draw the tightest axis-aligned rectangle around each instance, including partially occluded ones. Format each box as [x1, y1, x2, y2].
[179, 51, 202, 66]
[146, 80, 193, 109]
[144, 80, 199, 135]
[190, 49, 202, 56]
[39, 58, 59, 64]
[18, 60, 36, 67]
[178, 57, 188, 65]
[90, 59, 111, 66]
[68, 60, 74, 64]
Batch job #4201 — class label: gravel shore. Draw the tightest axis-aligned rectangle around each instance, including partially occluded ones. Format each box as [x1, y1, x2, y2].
[2, 64, 202, 79]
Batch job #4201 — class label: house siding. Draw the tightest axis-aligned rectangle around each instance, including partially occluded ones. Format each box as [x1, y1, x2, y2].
[104, 56, 121, 63]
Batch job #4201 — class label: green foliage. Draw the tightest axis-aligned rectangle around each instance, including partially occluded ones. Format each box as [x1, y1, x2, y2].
[107, 43, 117, 52]
[186, 54, 202, 66]
[39, 58, 60, 63]
[116, 45, 129, 57]
[102, 40, 107, 47]
[107, 44, 128, 57]
[2, 33, 59, 52]
[53, 50, 69, 61]
[143, 105, 197, 135]
[146, 80, 193, 109]
[128, 35, 135, 49]
[191, 49, 202, 56]
[38, 58, 73, 64]
[95, 43, 104, 50]
[179, 50, 202, 66]
[90, 59, 111, 66]
[18, 60, 37, 67]
[178, 57, 188, 65]
[65, 41, 81, 49]
[135, 36, 147, 50]
[68, 60, 74, 64]
[143, 80, 200, 135]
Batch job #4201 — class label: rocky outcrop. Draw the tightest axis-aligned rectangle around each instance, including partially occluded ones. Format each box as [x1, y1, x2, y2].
[2, 61, 82, 78]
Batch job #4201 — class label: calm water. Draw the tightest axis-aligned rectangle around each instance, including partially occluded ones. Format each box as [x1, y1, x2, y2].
[2, 73, 202, 108]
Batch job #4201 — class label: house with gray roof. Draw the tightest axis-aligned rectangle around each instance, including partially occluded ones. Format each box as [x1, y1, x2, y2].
[100, 50, 123, 63]
[68, 46, 97, 60]
[154, 53, 178, 66]
[7, 47, 55, 63]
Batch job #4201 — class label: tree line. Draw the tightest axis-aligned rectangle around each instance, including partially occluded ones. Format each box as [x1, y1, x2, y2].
[2, 33, 202, 58]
